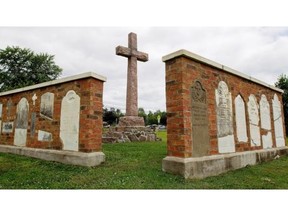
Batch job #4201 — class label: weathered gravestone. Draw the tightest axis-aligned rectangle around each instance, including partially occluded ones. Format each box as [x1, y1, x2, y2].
[60, 90, 80, 151]
[162, 49, 287, 179]
[14, 98, 29, 146]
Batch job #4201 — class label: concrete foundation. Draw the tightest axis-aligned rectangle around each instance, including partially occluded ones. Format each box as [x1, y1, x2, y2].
[162, 147, 288, 179]
[0, 145, 105, 167]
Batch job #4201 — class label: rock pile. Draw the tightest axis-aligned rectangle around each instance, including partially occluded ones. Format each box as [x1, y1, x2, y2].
[102, 126, 161, 143]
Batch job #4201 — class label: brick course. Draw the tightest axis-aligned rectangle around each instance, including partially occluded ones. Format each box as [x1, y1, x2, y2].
[0, 73, 105, 153]
[164, 50, 286, 158]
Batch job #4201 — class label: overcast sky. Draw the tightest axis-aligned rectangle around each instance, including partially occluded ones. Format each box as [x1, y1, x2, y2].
[1, 27, 288, 112]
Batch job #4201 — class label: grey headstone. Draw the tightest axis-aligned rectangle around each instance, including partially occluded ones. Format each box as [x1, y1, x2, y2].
[191, 81, 210, 157]
[31, 112, 36, 137]
[14, 98, 29, 146]
[272, 94, 285, 147]
[0, 103, 2, 118]
[247, 94, 261, 147]
[260, 94, 272, 149]
[235, 95, 248, 142]
[7, 99, 13, 117]
[215, 81, 235, 153]
[40, 92, 54, 119]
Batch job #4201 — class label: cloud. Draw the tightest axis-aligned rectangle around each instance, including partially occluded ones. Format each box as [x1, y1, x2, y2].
[1, 27, 288, 112]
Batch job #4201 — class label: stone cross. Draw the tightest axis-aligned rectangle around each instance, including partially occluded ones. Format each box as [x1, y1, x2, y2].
[116, 32, 148, 116]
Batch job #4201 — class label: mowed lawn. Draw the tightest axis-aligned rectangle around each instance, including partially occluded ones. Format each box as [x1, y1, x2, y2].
[0, 131, 288, 189]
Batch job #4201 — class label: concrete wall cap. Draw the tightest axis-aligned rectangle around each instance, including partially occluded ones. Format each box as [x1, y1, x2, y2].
[162, 49, 284, 93]
[0, 72, 107, 97]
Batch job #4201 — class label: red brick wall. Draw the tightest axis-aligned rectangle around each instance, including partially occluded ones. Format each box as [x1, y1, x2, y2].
[0, 77, 104, 152]
[165, 56, 286, 158]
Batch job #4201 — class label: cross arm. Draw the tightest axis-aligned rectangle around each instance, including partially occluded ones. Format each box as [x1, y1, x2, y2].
[116, 46, 131, 58]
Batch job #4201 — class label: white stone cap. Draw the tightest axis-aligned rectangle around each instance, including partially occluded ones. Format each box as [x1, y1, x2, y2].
[0, 72, 107, 97]
[162, 49, 284, 93]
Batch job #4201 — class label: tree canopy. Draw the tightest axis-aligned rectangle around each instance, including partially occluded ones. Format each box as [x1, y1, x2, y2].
[275, 74, 288, 135]
[0, 46, 62, 92]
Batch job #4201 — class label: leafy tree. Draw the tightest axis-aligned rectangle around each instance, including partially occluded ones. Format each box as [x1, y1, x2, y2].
[138, 107, 147, 124]
[0, 46, 62, 92]
[103, 107, 124, 125]
[275, 74, 288, 135]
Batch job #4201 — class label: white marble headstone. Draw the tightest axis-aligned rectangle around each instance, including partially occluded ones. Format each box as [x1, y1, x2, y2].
[215, 81, 235, 153]
[38, 130, 53, 142]
[235, 95, 248, 142]
[60, 90, 80, 151]
[272, 94, 285, 147]
[14, 98, 29, 146]
[260, 94, 272, 149]
[247, 94, 261, 146]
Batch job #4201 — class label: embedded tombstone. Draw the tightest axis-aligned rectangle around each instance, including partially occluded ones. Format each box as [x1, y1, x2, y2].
[6, 99, 12, 118]
[260, 94, 273, 148]
[60, 90, 80, 151]
[2, 122, 14, 133]
[14, 98, 29, 146]
[235, 94, 248, 142]
[30, 112, 36, 137]
[0, 103, 2, 118]
[40, 92, 54, 119]
[191, 81, 210, 156]
[272, 94, 285, 147]
[247, 94, 261, 146]
[38, 130, 53, 142]
[215, 81, 235, 153]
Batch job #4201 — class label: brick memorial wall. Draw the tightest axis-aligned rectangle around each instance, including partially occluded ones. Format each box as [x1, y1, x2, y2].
[162, 50, 287, 179]
[0, 72, 106, 166]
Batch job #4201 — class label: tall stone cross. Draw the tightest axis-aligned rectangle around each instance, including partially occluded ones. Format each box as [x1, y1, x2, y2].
[116, 32, 148, 117]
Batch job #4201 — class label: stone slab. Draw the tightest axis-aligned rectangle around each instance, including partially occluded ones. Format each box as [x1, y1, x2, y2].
[0, 144, 105, 167]
[162, 147, 288, 179]
[162, 49, 283, 93]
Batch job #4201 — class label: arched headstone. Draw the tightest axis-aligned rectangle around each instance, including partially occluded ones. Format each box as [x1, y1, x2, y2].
[215, 81, 235, 153]
[272, 94, 285, 147]
[260, 94, 272, 148]
[60, 90, 80, 151]
[14, 98, 29, 146]
[235, 94, 248, 142]
[247, 94, 261, 146]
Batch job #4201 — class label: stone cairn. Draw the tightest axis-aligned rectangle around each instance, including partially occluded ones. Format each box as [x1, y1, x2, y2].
[102, 32, 160, 143]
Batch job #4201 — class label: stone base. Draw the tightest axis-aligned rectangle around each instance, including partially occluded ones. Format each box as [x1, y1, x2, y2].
[162, 147, 288, 179]
[0, 144, 105, 167]
[102, 126, 160, 143]
[118, 116, 145, 127]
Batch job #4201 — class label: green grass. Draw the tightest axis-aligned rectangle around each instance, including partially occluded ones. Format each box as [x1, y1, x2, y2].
[0, 131, 288, 189]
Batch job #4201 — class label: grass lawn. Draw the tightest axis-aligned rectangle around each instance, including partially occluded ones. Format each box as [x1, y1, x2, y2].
[0, 131, 288, 189]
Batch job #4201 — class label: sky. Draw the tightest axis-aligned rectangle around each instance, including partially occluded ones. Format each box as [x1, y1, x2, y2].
[1, 27, 288, 113]
[1, 1, 288, 215]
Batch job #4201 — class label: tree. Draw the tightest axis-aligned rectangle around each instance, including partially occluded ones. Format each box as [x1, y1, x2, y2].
[103, 107, 124, 125]
[0, 46, 62, 92]
[275, 74, 288, 135]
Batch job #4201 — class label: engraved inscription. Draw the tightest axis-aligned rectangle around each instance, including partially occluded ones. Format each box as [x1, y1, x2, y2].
[191, 81, 210, 157]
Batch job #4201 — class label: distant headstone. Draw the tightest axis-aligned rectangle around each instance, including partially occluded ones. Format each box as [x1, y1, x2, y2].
[40, 92, 54, 119]
[260, 94, 272, 149]
[272, 94, 285, 147]
[14, 98, 29, 146]
[191, 81, 210, 156]
[235, 95, 248, 142]
[215, 81, 235, 153]
[247, 94, 261, 146]
[60, 90, 80, 151]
